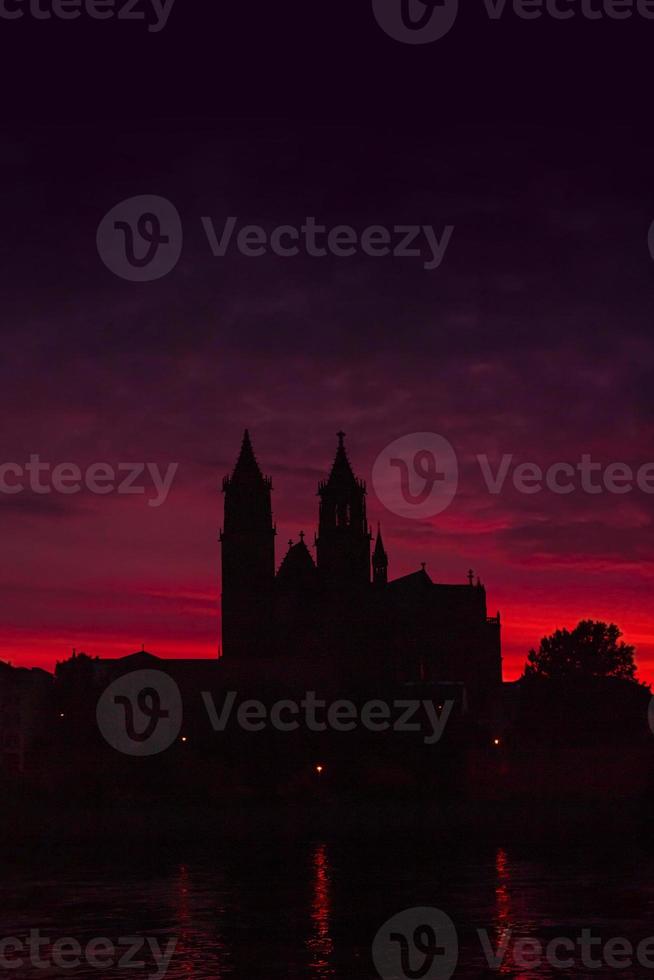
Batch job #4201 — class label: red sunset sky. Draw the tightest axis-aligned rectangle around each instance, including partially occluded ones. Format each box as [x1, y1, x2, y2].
[3, 115, 654, 683]
[2, 411, 653, 683]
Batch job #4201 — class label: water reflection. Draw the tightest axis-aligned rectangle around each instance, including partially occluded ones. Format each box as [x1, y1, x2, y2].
[494, 847, 513, 976]
[306, 842, 335, 977]
[169, 862, 230, 979]
[174, 863, 196, 979]
[1, 838, 653, 979]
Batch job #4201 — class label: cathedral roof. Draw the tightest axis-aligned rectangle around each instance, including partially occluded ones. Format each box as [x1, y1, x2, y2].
[277, 534, 316, 583]
[388, 567, 434, 592]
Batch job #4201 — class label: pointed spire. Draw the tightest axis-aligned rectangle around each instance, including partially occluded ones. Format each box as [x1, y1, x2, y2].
[373, 522, 389, 585]
[225, 429, 272, 490]
[322, 430, 359, 491]
[373, 522, 387, 560]
[316, 430, 371, 587]
[234, 429, 261, 477]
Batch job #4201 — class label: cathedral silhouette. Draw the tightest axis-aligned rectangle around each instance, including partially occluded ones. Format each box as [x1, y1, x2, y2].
[220, 431, 503, 710]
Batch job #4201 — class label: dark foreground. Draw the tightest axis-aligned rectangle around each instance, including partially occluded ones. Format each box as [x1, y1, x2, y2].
[2, 799, 654, 979]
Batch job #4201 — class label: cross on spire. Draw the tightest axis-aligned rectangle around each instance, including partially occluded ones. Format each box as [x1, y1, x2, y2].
[468, 568, 474, 586]
[337, 430, 346, 448]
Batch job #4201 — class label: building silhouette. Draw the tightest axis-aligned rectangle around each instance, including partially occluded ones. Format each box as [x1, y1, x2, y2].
[220, 431, 503, 709]
[7, 432, 653, 810]
[0, 663, 52, 775]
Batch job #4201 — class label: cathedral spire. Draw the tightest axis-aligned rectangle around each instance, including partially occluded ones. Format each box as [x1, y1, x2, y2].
[373, 523, 388, 586]
[220, 429, 275, 658]
[316, 433, 371, 590]
[227, 429, 271, 489]
[373, 522, 386, 558]
[321, 431, 361, 493]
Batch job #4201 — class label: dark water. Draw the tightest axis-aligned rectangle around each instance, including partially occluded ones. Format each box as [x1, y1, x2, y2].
[1, 832, 654, 979]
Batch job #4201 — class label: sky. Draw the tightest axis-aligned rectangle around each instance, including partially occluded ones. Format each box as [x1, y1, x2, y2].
[1, 4, 653, 681]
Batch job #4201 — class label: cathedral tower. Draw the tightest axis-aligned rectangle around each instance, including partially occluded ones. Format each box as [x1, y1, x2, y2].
[220, 430, 275, 658]
[315, 432, 371, 591]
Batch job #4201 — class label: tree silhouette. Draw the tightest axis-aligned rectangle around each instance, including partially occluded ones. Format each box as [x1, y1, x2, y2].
[524, 620, 637, 681]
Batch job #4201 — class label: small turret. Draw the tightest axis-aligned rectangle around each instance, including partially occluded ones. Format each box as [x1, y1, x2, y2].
[372, 523, 388, 586]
